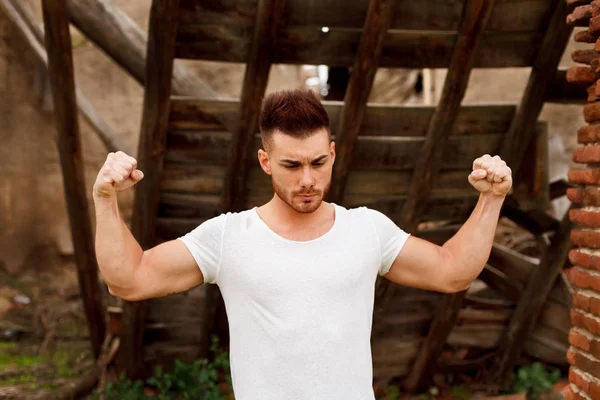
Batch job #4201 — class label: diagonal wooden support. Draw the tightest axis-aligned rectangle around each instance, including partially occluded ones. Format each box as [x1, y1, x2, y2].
[486, 211, 572, 383]
[388, 0, 497, 392]
[222, 0, 286, 212]
[117, 0, 180, 378]
[41, 0, 106, 358]
[500, 0, 573, 174]
[328, 0, 397, 203]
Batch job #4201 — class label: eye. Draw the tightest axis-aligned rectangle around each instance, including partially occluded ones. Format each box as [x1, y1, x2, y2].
[283, 165, 298, 169]
[312, 162, 324, 167]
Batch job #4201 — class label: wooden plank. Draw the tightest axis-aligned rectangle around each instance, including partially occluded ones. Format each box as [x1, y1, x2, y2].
[328, 0, 397, 202]
[500, 0, 573, 174]
[160, 168, 475, 200]
[488, 242, 537, 285]
[118, 0, 180, 378]
[402, 290, 467, 391]
[175, 26, 542, 68]
[40, 0, 106, 358]
[486, 211, 572, 382]
[178, 0, 553, 32]
[401, 1, 497, 391]
[223, 0, 286, 212]
[169, 98, 517, 136]
[165, 131, 506, 170]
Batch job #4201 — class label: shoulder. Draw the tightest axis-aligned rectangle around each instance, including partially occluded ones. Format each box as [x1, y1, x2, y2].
[333, 204, 386, 221]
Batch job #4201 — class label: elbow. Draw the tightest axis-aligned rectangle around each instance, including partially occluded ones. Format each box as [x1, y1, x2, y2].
[106, 281, 146, 302]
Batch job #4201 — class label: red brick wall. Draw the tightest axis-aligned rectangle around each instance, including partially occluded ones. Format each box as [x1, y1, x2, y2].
[564, 3, 600, 399]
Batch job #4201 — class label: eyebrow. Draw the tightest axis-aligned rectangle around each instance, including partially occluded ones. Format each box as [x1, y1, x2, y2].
[280, 155, 328, 165]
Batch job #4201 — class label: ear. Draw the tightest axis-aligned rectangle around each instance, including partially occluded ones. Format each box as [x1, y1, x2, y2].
[330, 141, 336, 165]
[258, 149, 272, 175]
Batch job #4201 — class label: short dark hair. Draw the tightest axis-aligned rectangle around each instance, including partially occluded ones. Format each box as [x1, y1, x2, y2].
[259, 89, 330, 150]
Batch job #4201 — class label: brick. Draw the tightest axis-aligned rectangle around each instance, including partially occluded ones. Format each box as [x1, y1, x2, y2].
[571, 208, 600, 227]
[578, 125, 600, 143]
[562, 384, 574, 400]
[570, 249, 600, 270]
[573, 292, 593, 312]
[568, 5, 593, 26]
[587, 85, 600, 103]
[569, 66, 597, 86]
[570, 348, 600, 378]
[571, 329, 592, 352]
[571, 308, 600, 335]
[570, 368, 591, 394]
[573, 144, 600, 162]
[576, 30, 598, 44]
[569, 348, 578, 365]
[572, 229, 600, 248]
[569, 267, 600, 290]
[567, 187, 600, 206]
[569, 169, 600, 184]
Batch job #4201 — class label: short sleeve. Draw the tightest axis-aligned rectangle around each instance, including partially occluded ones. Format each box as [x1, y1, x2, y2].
[365, 208, 411, 276]
[177, 213, 228, 284]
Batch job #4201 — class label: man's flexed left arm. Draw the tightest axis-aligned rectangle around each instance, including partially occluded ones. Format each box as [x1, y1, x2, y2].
[382, 154, 512, 293]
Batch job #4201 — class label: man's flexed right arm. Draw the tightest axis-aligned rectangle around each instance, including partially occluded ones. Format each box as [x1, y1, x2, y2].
[93, 151, 204, 301]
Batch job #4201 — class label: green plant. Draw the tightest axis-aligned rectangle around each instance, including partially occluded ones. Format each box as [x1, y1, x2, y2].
[511, 362, 561, 399]
[89, 335, 232, 400]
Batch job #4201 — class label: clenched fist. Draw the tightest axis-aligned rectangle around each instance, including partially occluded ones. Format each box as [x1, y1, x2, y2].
[93, 151, 144, 198]
[468, 154, 512, 197]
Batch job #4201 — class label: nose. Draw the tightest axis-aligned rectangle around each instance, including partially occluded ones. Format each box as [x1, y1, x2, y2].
[299, 166, 315, 188]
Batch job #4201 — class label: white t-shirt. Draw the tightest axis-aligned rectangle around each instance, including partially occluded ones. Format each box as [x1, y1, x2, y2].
[178, 203, 410, 400]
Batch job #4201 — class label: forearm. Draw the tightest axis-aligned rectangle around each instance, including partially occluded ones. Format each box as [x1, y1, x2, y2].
[93, 194, 143, 295]
[442, 193, 505, 290]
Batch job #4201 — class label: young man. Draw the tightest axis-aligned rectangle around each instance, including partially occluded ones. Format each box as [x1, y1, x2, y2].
[93, 89, 512, 399]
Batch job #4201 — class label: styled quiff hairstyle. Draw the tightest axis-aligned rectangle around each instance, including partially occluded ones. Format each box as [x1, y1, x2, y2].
[259, 89, 331, 151]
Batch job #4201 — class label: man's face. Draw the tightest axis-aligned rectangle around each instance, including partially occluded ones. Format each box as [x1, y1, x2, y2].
[258, 128, 335, 214]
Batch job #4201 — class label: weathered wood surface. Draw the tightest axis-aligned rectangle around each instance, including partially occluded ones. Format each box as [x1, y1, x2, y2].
[165, 131, 506, 170]
[178, 0, 553, 32]
[65, 0, 220, 99]
[223, 0, 286, 212]
[176, 27, 543, 67]
[169, 98, 517, 136]
[391, 0, 497, 390]
[119, 0, 180, 378]
[41, 0, 106, 358]
[329, 0, 397, 202]
[500, 0, 573, 174]
[487, 212, 572, 382]
[2, 0, 127, 153]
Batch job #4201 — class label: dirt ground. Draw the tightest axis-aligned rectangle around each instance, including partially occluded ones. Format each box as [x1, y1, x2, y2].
[0, 245, 98, 399]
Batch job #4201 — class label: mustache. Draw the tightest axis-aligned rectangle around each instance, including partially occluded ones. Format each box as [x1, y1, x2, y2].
[294, 189, 321, 195]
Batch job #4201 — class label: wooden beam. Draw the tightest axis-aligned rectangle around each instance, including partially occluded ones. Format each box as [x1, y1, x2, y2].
[117, 0, 180, 378]
[222, 0, 286, 211]
[175, 25, 542, 68]
[486, 211, 572, 383]
[402, 290, 468, 392]
[40, 0, 106, 358]
[65, 0, 219, 100]
[1, 0, 127, 153]
[500, 0, 573, 174]
[328, 0, 397, 202]
[398, 0, 497, 392]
